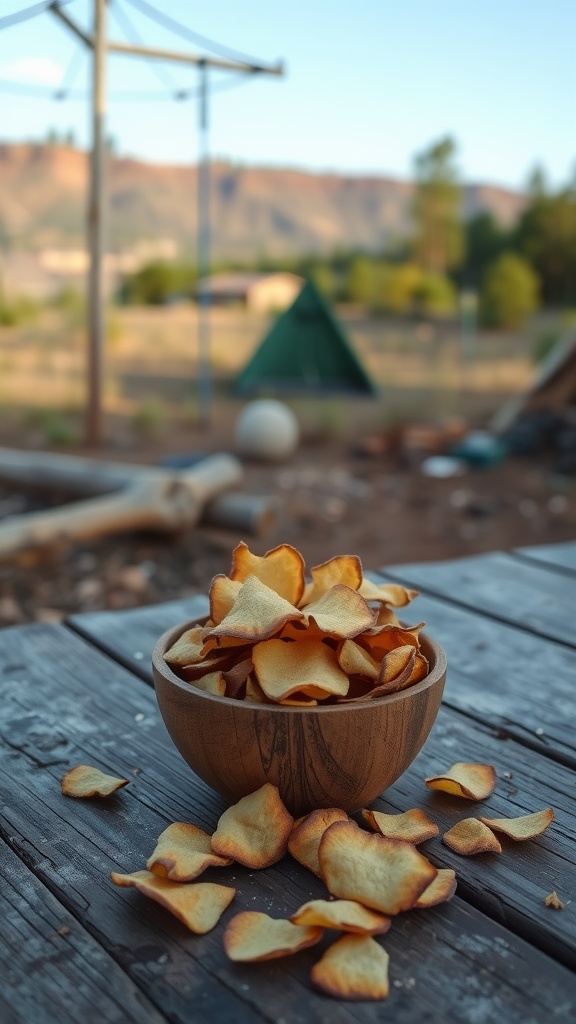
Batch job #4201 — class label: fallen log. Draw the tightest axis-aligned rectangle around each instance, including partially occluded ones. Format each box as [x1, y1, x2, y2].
[0, 450, 243, 561]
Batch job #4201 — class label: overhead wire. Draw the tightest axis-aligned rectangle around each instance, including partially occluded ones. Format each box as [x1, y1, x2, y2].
[122, 0, 274, 70]
[110, 0, 179, 97]
[0, 1, 58, 30]
[0, 73, 254, 102]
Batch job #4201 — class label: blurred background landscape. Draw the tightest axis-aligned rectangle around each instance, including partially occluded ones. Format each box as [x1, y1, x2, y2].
[0, 0, 574, 623]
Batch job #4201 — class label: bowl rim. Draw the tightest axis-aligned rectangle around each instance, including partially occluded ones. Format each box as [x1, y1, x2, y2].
[152, 616, 447, 714]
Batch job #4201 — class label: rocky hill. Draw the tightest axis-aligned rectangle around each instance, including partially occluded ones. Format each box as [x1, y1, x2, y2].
[0, 143, 525, 260]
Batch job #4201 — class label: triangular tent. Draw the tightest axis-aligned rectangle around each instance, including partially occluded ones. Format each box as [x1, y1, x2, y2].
[234, 280, 377, 395]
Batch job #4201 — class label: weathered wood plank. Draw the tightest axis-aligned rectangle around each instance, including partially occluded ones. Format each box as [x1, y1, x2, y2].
[0, 623, 575, 1024]
[0, 837, 166, 1024]
[515, 541, 576, 575]
[380, 551, 576, 647]
[371, 578, 576, 767]
[68, 594, 209, 680]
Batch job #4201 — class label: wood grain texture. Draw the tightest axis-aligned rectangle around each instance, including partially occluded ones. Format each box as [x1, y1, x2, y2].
[380, 551, 576, 647]
[515, 541, 576, 575]
[153, 620, 446, 816]
[0, 624, 575, 1023]
[68, 594, 209, 680]
[0, 838, 165, 1024]
[372, 576, 576, 767]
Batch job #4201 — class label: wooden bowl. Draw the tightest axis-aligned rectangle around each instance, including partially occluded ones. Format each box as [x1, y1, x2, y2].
[152, 619, 446, 817]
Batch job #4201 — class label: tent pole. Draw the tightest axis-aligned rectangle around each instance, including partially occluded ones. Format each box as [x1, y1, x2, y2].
[197, 60, 212, 428]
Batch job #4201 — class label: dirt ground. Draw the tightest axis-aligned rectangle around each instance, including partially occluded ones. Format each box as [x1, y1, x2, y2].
[0, 415, 574, 627]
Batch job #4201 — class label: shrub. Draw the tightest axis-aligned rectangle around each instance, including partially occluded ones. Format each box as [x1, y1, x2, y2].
[480, 253, 540, 328]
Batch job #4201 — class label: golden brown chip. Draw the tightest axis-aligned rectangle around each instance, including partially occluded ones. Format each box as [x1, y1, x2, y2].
[180, 650, 240, 681]
[300, 555, 363, 607]
[253, 638, 349, 702]
[61, 765, 129, 799]
[544, 891, 565, 910]
[110, 871, 235, 933]
[358, 579, 419, 607]
[303, 585, 375, 638]
[288, 808, 349, 877]
[190, 670, 226, 696]
[211, 783, 293, 868]
[164, 625, 205, 666]
[279, 694, 319, 706]
[375, 606, 401, 627]
[425, 762, 497, 801]
[361, 807, 439, 844]
[443, 818, 502, 856]
[478, 808, 554, 841]
[224, 911, 323, 961]
[337, 639, 380, 680]
[244, 675, 268, 703]
[360, 622, 424, 659]
[406, 651, 429, 684]
[290, 899, 390, 935]
[202, 575, 304, 647]
[378, 645, 418, 685]
[146, 823, 233, 881]
[414, 869, 457, 908]
[209, 575, 242, 625]
[319, 820, 437, 914]
[311, 935, 390, 1001]
[230, 541, 306, 607]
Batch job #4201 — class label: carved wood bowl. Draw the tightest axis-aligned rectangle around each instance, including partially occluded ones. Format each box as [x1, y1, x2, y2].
[152, 618, 447, 817]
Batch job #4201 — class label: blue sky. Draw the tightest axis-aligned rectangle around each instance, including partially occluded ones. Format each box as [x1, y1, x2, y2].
[1, 0, 574, 188]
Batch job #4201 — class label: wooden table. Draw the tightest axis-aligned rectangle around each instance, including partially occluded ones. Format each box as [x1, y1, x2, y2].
[2, 542, 576, 1023]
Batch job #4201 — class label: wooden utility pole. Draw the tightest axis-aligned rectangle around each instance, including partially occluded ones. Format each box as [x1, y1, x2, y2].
[86, 0, 107, 447]
[50, 0, 283, 446]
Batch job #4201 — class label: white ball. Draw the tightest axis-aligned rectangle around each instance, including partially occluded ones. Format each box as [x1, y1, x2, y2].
[235, 400, 299, 461]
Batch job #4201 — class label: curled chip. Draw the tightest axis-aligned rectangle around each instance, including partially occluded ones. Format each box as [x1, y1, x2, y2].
[164, 625, 205, 666]
[222, 657, 253, 698]
[443, 818, 502, 856]
[479, 808, 554, 841]
[290, 899, 390, 935]
[361, 807, 439, 844]
[288, 808, 349, 877]
[358, 579, 418, 607]
[253, 638, 349, 702]
[304, 585, 375, 638]
[61, 765, 129, 799]
[425, 762, 497, 801]
[146, 823, 233, 881]
[211, 783, 293, 868]
[110, 871, 235, 933]
[300, 554, 363, 607]
[337, 639, 380, 680]
[311, 935, 390, 1001]
[230, 541, 306, 607]
[319, 820, 437, 915]
[189, 670, 226, 696]
[202, 575, 304, 648]
[224, 911, 323, 961]
[209, 575, 242, 625]
[414, 869, 457, 908]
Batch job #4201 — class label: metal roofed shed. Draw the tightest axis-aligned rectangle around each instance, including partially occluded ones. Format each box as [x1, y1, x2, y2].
[234, 280, 378, 395]
[197, 272, 303, 312]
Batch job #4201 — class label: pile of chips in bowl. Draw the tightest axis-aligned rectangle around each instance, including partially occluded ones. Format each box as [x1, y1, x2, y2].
[164, 542, 430, 705]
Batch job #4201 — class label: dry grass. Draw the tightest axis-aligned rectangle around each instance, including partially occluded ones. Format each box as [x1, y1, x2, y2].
[0, 303, 541, 436]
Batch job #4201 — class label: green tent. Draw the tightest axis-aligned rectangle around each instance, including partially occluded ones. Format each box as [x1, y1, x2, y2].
[234, 280, 377, 395]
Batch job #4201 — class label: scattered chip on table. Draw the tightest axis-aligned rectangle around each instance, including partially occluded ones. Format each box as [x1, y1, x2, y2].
[147, 823, 233, 881]
[425, 762, 497, 801]
[311, 934, 390, 1001]
[110, 871, 235, 933]
[61, 765, 129, 799]
[479, 808, 554, 841]
[224, 911, 323, 961]
[443, 818, 502, 856]
[211, 783, 293, 868]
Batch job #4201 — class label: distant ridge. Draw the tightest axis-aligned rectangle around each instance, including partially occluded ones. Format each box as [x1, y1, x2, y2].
[0, 143, 525, 259]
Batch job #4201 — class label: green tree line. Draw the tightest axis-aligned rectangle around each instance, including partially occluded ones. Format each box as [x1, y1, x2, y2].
[121, 138, 576, 329]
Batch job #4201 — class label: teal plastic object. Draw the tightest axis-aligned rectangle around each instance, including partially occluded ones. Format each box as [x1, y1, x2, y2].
[450, 431, 508, 467]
